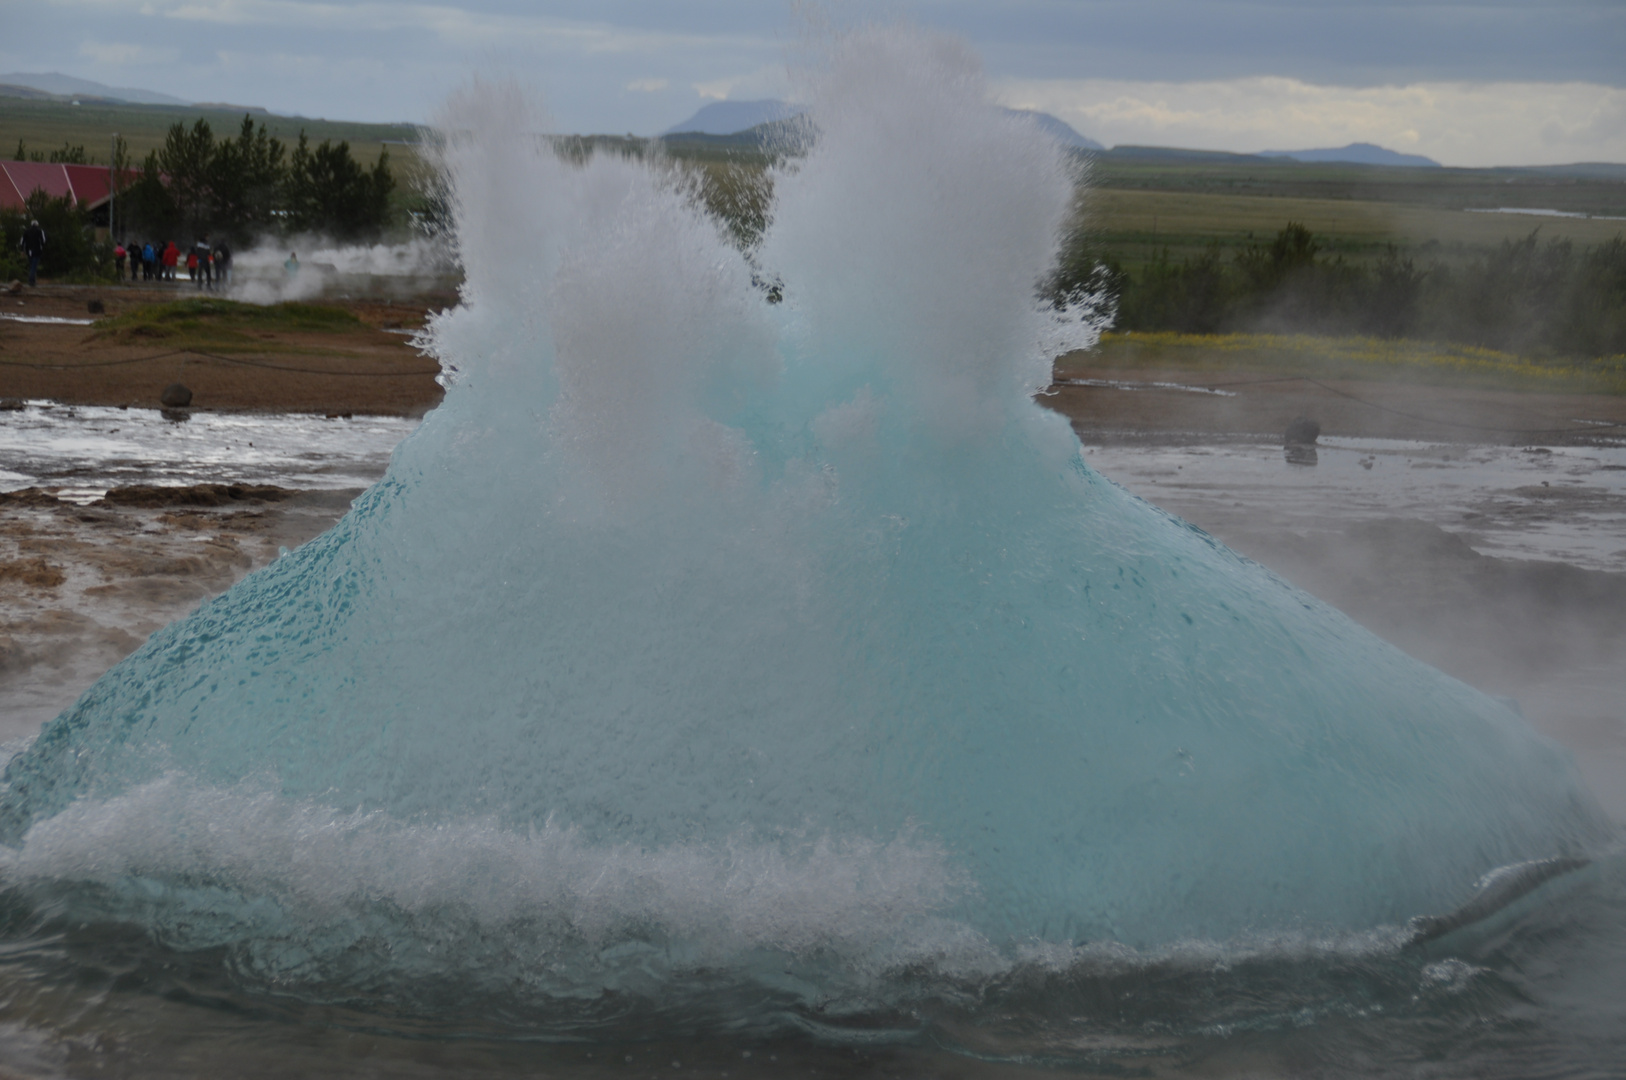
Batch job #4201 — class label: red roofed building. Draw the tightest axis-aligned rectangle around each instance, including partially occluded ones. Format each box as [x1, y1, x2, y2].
[0, 162, 138, 215]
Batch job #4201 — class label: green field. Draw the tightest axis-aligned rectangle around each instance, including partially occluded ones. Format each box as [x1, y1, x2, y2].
[1, 95, 420, 170]
[1086, 152, 1626, 215]
[1083, 188, 1626, 271]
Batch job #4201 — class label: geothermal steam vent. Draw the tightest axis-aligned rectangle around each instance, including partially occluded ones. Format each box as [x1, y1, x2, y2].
[0, 29, 1603, 1018]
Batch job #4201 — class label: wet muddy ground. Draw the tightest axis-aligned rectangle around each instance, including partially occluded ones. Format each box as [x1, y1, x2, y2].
[0, 484, 362, 739]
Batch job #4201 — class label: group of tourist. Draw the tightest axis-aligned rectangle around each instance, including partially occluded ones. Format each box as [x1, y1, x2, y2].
[112, 237, 233, 288]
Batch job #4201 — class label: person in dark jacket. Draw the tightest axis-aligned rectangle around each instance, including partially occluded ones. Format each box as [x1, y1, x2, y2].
[193, 236, 212, 289]
[20, 220, 46, 286]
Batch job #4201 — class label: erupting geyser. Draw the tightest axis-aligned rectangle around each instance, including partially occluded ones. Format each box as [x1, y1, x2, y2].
[0, 28, 1606, 1031]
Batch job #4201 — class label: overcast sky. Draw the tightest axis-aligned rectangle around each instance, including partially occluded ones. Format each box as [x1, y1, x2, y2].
[7, 1, 1624, 166]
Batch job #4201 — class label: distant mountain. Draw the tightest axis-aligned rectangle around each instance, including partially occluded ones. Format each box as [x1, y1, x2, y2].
[663, 100, 803, 136]
[1258, 142, 1440, 168]
[659, 117, 814, 154]
[0, 72, 189, 106]
[1000, 109, 1103, 151]
[662, 99, 1103, 151]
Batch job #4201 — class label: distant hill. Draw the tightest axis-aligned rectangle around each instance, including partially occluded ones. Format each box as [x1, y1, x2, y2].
[663, 100, 803, 136]
[1497, 162, 1626, 182]
[658, 116, 813, 154]
[1259, 142, 1440, 168]
[0, 72, 190, 107]
[662, 99, 1103, 151]
[1099, 145, 1272, 164]
[1000, 109, 1103, 151]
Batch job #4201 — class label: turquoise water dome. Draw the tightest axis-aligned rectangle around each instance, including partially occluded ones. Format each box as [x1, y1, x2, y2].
[0, 29, 1605, 1002]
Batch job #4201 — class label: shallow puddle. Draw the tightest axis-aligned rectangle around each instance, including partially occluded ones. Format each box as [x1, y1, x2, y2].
[1082, 435, 1626, 572]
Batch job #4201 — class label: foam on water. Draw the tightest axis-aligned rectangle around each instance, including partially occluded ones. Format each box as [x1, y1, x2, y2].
[0, 25, 1611, 1035]
[0, 400, 417, 501]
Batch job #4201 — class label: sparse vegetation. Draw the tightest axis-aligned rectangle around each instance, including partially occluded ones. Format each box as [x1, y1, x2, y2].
[91, 298, 366, 350]
[1051, 223, 1626, 365]
[1067, 331, 1626, 396]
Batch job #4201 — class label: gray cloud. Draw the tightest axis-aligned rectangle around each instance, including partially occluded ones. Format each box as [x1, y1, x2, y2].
[4, 1, 1620, 163]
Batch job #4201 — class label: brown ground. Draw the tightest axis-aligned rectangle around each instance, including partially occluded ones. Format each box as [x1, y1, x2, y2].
[1047, 352, 1626, 445]
[0, 283, 445, 416]
[6, 284, 1624, 440]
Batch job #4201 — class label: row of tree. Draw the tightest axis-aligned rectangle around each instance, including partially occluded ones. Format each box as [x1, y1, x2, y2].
[2, 116, 400, 281]
[1049, 224, 1626, 360]
[12, 140, 94, 164]
[118, 115, 397, 244]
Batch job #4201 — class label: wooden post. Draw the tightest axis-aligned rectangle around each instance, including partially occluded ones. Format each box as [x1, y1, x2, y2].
[109, 133, 117, 238]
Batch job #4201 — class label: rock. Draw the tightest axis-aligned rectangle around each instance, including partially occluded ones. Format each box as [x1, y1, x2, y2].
[0, 399, 25, 411]
[0, 557, 66, 589]
[159, 383, 193, 408]
[97, 483, 294, 508]
[1284, 416, 1321, 447]
[86, 298, 105, 315]
[0, 487, 65, 508]
[4, 281, 20, 295]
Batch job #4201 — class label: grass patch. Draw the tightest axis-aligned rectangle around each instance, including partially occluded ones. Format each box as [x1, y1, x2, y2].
[1065, 332, 1626, 396]
[91, 299, 367, 350]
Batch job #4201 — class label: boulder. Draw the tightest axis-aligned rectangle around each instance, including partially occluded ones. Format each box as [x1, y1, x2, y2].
[159, 383, 193, 408]
[1284, 416, 1321, 446]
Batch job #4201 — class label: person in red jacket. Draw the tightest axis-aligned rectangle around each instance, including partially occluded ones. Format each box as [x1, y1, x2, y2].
[162, 241, 179, 281]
